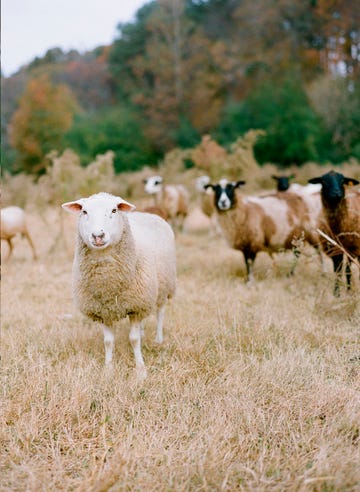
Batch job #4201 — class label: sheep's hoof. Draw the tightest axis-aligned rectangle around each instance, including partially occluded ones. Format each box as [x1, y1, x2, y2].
[104, 362, 114, 374]
[136, 365, 147, 382]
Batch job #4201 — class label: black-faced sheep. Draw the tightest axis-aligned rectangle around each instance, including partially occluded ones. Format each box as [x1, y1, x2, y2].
[1, 206, 37, 260]
[308, 171, 360, 296]
[144, 175, 189, 230]
[271, 174, 322, 196]
[62, 192, 177, 380]
[205, 179, 321, 282]
[271, 174, 295, 191]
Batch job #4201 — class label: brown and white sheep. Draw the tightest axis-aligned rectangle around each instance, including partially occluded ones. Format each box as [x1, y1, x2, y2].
[205, 179, 321, 282]
[144, 176, 189, 230]
[308, 171, 360, 296]
[1, 206, 37, 260]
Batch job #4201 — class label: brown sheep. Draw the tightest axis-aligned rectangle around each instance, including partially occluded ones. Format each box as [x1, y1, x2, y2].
[309, 171, 360, 296]
[1, 206, 37, 260]
[144, 176, 189, 230]
[205, 179, 321, 282]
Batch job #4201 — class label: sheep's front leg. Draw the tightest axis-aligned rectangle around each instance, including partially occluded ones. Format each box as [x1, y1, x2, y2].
[332, 254, 343, 297]
[102, 325, 114, 365]
[345, 259, 352, 291]
[244, 253, 255, 284]
[6, 239, 13, 260]
[155, 305, 165, 344]
[129, 319, 147, 381]
[289, 248, 300, 276]
[23, 231, 37, 260]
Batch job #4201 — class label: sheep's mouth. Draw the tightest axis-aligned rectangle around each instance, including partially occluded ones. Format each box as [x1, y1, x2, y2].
[91, 238, 108, 248]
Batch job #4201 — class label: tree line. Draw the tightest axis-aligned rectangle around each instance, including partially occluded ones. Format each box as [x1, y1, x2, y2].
[2, 0, 359, 176]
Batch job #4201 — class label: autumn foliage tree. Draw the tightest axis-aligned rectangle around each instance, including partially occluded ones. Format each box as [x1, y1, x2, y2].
[9, 74, 77, 174]
[2, 0, 360, 172]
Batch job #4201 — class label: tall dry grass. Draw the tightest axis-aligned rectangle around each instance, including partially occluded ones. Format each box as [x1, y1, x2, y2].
[1, 204, 359, 491]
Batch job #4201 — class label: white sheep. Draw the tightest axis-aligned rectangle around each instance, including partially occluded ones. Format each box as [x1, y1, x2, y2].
[62, 192, 177, 380]
[144, 175, 189, 230]
[205, 179, 321, 282]
[1, 206, 37, 260]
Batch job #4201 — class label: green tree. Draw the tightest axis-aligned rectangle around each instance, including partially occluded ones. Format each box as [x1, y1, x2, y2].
[9, 74, 77, 174]
[308, 75, 360, 161]
[215, 74, 321, 166]
[109, 2, 158, 100]
[64, 105, 158, 172]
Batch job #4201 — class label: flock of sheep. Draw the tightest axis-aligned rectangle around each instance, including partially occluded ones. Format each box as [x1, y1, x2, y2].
[1, 170, 359, 378]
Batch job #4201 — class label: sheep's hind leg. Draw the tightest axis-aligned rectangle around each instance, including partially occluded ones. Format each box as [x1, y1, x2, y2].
[155, 305, 165, 344]
[6, 239, 13, 260]
[102, 325, 114, 365]
[23, 230, 37, 260]
[129, 318, 147, 381]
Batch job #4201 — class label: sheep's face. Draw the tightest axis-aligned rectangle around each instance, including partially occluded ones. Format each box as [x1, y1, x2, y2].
[62, 192, 136, 250]
[309, 171, 359, 207]
[205, 180, 246, 211]
[271, 175, 293, 192]
[144, 176, 163, 194]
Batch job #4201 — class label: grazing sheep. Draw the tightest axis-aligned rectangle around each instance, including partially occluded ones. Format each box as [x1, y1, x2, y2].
[62, 192, 177, 379]
[205, 179, 321, 282]
[1, 206, 37, 260]
[308, 171, 360, 296]
[144, 175, 189, 230]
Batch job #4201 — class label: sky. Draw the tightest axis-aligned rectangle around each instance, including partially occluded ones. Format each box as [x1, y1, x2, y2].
[1, 0, 147, 77]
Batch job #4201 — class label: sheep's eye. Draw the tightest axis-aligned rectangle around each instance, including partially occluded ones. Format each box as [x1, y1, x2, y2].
[82, 210, 88, 215]
[112, 208, 117, 214]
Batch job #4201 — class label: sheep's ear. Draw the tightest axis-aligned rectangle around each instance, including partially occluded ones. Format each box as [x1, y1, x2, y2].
[344, 177, 359, 186]
[235, 180, 246, 188]
[117, 199, 136, 212]
[308, 177, 322, 185]
[271, 175, 279, 181]
[204, 184, 214, 190]
[62, 200, 84, 215]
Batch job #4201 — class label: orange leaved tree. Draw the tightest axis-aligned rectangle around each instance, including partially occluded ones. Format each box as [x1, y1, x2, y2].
[9, 74, 77, 174]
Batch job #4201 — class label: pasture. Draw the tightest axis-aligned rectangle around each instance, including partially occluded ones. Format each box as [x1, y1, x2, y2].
[1, 206, 360, 491]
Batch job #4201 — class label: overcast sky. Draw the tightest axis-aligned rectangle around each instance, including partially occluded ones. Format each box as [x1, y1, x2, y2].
[1, 0, 147, 77]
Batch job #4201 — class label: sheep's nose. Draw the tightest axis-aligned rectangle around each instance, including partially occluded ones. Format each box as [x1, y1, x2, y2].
[91, 232, 106, 247]
[92, 232, 105, 240]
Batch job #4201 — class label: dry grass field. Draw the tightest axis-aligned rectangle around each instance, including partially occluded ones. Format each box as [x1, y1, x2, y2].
[1, 206, 360, 492]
